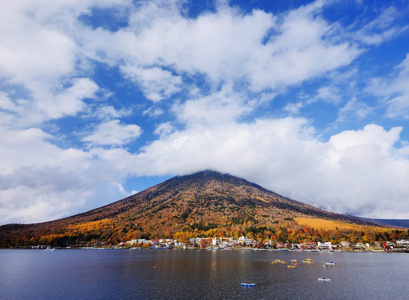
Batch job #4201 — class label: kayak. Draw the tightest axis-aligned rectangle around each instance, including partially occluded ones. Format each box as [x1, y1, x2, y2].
[241, 283, 256, 287]
[318, 277, 331, 282]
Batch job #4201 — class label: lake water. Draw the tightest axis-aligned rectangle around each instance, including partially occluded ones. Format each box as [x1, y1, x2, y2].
[0, 249, 408, 299]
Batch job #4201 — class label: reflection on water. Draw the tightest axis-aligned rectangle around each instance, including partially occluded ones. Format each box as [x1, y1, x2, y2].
[0, 249, 408, 299]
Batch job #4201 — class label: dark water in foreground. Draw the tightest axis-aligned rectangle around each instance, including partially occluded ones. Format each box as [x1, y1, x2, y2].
[0, 249, 408, 299]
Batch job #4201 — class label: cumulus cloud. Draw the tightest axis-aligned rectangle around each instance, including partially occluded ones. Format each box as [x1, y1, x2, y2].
[81, 0, 361, 100]
[120, 66, 182, 102]
[0, 125, 135, 224]
[0, 0, 128, 126]
[174, 84, 253, 126]
[82, 119, 142, 146]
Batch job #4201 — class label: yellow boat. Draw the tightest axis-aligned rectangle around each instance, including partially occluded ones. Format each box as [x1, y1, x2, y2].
[272, 259, 287, 264]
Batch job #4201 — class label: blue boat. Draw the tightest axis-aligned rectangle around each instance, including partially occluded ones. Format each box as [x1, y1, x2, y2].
[241, 282, 256, 287]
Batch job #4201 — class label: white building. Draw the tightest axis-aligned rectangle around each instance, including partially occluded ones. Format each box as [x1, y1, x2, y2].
[340, 241, 350, 248]
[317, 242, 332, 250]
[238, 236, 253, 246]
[396, 239, 409, 247]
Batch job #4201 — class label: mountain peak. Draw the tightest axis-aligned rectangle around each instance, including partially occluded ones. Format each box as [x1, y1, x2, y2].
[163, 170, 264, 190]
[0, 171, 383, 248]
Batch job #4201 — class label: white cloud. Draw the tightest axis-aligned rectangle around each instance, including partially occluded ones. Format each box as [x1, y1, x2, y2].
[120, 66, 182, 102]
[143, 107, 165, 117]
[352, 7, 409, 46]
[314, 86, 343, 105]
[94, 105, 133, 120]
[317, 125, 409, 217]
[0, 123, 134, 224]
[0, 127, 84, 174]
[0, 126, 92, 224]
[82, 119, 142, 146]
[113, 181, 128, 195]
[335, 98, 373, 123]
[154, 122, 175, 138]
[35, 78, 99, 120]
[0, 0, 128, 130]
[0, 19, 76, 83]
[366, 54, 409, 119]
[284, 102, 304, 115]
[83, 0, 361, 100]
[0, 78, 99, 128]
[244, 2, 361, 91]
[174, 84, 253, 126]
[0, 92, 18, 112]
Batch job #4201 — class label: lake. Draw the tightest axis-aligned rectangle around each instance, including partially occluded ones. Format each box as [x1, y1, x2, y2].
[0, 249, 408, 299]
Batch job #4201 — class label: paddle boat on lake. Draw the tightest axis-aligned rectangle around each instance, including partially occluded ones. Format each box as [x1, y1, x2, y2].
[272, 259, 287, 264]
[318, 277, 331, 282]
[241, 282, 256, 287]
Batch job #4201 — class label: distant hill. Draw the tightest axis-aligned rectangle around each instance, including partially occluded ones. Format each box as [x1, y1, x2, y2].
[0, 170, 406, 248]
[369, 219, 409, 229]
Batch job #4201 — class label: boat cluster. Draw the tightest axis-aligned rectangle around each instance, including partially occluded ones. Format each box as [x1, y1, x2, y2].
[271, 257, 313, 266]
[269, 257, 337, 283]
[243, 258, 337, 287]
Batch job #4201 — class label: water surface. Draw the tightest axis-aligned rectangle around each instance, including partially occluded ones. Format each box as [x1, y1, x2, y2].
[0, 249, 407, 299]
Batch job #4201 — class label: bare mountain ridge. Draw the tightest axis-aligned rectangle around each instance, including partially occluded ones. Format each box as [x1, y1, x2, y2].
[0, 170, 386, 247]
[68, 170, 374, 225]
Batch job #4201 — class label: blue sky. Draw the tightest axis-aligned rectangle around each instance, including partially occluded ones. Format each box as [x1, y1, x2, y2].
[1, 0, 409, 224]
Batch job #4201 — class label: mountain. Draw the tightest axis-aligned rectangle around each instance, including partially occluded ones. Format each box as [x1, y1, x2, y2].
[0, 170, 405, 248]
[369, 219, 409, 229]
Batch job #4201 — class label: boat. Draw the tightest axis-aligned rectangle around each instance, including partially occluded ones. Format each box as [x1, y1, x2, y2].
[325, 262, 336, 266]
[241, 282, 256, 287]
[318, 277, 331, 282]
[287, 265, 296, 268]
[272, 259, 287, 264]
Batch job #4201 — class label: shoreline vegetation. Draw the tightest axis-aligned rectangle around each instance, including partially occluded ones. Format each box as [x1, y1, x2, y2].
[24, 245, 409, 253]
[25, 235, 409, 253]
[2, 216, 409, 250]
